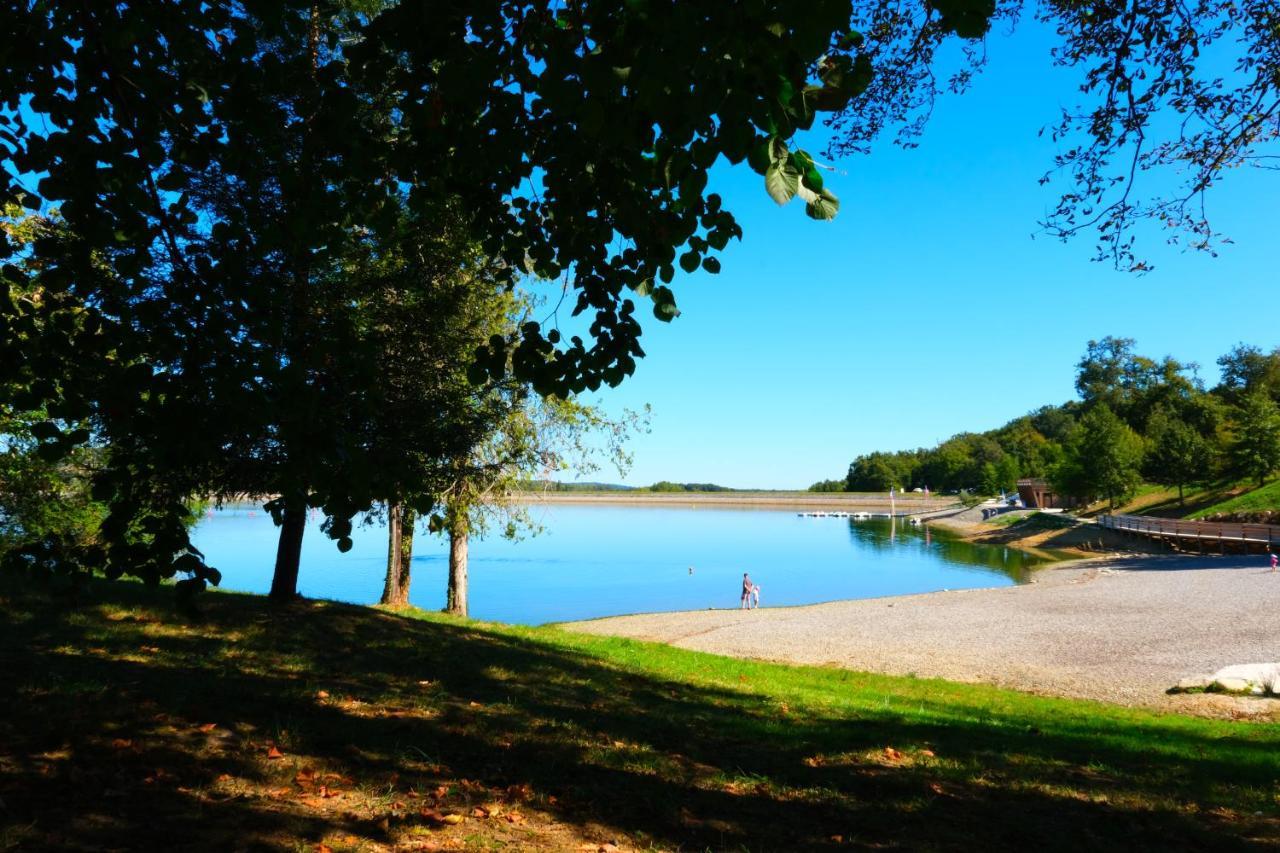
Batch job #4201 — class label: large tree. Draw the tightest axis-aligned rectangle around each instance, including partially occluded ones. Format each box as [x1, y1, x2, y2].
[1229, 392, 1280, 487]
[3, 0, 980, 588]
[1143, 407, 1213, 504]
[1058, 404, 1145, 509]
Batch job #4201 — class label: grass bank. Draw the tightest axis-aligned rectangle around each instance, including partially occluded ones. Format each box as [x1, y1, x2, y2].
[1189, 479, 1280, 520]
[3, 576, 1278, 851]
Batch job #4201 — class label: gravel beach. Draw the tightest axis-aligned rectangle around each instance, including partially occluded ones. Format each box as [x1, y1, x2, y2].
[564, 555, 1280, 716]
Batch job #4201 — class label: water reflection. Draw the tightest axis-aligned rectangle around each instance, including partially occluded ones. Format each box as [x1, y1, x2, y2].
[846, 518, 1050, 582]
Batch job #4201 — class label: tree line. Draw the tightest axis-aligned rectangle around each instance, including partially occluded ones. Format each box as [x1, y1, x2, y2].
[829, 338, 1280, 508]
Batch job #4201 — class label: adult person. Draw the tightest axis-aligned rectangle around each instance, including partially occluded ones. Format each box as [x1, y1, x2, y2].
[740, 573, 753, 609]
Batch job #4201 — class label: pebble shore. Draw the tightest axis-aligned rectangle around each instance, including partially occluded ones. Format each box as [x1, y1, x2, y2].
[564, 555, 1280, 716]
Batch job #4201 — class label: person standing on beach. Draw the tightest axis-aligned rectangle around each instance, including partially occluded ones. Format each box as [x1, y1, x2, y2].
[741, 573, 753, 609]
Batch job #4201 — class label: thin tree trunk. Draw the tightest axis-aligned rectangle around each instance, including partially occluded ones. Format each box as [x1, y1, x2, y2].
[1178, 483, 1184, 505]
[445, 510, 468, 617]
[269, 496, 307, 603]
[399, 508, 415, 597]
[380, 502, 405, 606]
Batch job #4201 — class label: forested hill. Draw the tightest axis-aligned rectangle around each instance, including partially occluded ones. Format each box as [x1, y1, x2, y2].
[822, 338, 1280, 507]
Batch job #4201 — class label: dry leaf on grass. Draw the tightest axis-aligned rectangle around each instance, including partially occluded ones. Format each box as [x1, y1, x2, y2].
[266, 746, 285, 760]
[198, 723, 217, 733]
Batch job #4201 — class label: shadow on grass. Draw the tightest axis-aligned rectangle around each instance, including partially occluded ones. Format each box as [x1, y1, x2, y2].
[2, 576, 1277, 851]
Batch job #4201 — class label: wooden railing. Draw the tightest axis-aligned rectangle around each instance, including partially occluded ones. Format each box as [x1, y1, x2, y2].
[1098, 513, 1280, 546]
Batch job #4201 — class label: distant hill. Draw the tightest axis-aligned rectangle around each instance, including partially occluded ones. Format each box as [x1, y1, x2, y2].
[524, 480, 737, 493]
[524, 481, 637, 492]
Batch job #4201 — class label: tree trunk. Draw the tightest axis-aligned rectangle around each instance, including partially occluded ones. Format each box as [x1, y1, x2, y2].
[269, 496, 307, 603]
[380, 504, 416, 607]
[1178, 482, 1184, 505]
[445, 511, 469, 617]
[380, 502, 405, 606]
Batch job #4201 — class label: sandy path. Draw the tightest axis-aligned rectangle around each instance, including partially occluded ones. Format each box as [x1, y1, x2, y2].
[564, 555, 1280, 715]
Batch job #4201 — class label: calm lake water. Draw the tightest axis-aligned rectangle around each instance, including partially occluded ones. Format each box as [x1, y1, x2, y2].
[191, 503, 1053, 625]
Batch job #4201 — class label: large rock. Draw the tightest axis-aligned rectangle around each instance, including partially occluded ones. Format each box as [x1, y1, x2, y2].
[1211, 663, 1280, 695]
[1171, 663, 1280, 695]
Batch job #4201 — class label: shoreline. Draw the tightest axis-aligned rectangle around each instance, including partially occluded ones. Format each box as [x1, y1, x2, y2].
[512, 490, 958, 512]
[562, 553, 1280, 717]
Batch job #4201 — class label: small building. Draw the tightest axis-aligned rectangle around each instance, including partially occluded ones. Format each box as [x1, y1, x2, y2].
[1016, 478, 1076, 509]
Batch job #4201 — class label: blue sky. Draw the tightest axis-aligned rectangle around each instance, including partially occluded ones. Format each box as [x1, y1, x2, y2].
[584, 19, 1278, 489]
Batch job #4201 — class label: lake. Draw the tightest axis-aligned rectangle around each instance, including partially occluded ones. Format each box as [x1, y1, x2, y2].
[190, 503, 1054, 625]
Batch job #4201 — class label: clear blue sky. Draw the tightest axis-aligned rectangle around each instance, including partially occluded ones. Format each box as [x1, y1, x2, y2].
[581, 20, 1278, 490]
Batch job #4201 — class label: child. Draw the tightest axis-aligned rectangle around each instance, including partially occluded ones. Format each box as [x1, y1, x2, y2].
[751, 583, 761, 609]
[1270, 550, 1277, 573]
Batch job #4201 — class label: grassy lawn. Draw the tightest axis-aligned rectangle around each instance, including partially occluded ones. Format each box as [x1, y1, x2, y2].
[1190, 480, 1280, 519]
[3, 576, 1279, 851]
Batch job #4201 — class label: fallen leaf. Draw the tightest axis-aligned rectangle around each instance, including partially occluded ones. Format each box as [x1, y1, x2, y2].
[883, 747, 904, 762]
[441, 813, 464, 825]
[110, 738, 133, 750]
[503, 811, 524, 824]
[316, 690, 330, 700]
[505, 783, 533, 802]
[920, 749, 936, 758]
[198, 723, 217, 733]
[266, 746, 285, 760]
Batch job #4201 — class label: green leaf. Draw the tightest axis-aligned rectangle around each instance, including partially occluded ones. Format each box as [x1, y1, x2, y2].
[701, 257, 721, 274]
[804, 187, 840, 221]
[746, 139, 772, 175]
[651, 285, 679, 321]
[801, 164, 823, 192]
[679, 251, 700, 273]
[769, 136, 789, 164]
[933, 0, 996, 38]
[764, 162, 800, 205]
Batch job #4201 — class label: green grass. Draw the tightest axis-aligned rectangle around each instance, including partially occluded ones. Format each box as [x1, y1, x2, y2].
[1189, 479, 1280, 519]
[2, 575, 1279, 851]
[984, 511, 1077, 531]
